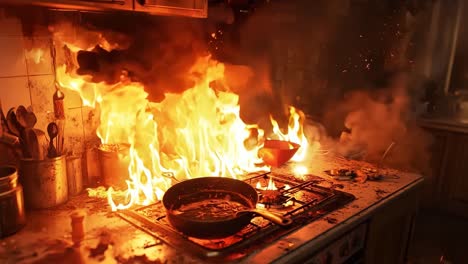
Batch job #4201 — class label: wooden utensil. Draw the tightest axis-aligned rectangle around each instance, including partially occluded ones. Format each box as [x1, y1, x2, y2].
[47, 122, 58, 158]
[53, 85, 65, 155]
[6, 108, 19, 137]
[15, 106, 30, 156]
[6, 108, 31, 158]
[0, 101, 21, 157]
[17, 106, 38, 158]
[15, 106, 28, 128]
[26, 128, 47, 160]
[0, 99, 8, 133]
[16, 105, 37, 129]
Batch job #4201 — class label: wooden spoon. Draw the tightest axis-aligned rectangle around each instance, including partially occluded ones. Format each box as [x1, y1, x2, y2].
[47, 122, 59, 158]
[7, 107, 31, 158]
[6, 108, 19, 136]
[16, 106, 28, 128]
[0, 99, 8, 132]
[26, 128, 47, 160]
[16, 105, 37, 129]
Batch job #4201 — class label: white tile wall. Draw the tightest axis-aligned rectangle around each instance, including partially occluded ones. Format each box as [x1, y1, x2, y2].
[64, 107, 84, 155]
[28, 74, 56, 114]
[0, 36, 28, 77]
[0, 76, 31, 110]
[33, 111, 55, 138]
[23, 37, 54, 75]
[82, 106, 100, 145]
[62, 87, 83, 109]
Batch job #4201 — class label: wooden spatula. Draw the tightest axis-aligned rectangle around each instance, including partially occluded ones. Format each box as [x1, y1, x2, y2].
[26, 128, 47, 160]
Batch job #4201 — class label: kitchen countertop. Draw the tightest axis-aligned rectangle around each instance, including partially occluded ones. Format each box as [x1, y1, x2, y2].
[0, 155, 423, 264]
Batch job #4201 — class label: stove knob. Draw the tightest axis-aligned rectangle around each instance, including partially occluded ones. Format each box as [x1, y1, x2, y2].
[339, 241, 349, 257]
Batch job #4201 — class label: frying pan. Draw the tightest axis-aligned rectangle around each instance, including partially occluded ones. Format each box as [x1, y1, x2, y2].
[162, 177, 292, 239]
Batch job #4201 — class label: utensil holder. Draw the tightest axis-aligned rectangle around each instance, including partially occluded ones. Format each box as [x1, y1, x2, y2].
[67, 155, 83, 196]
[20, 155, 68, 209]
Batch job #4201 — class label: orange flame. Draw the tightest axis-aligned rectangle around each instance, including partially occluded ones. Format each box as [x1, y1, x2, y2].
[57, 56, 283, 211]
[255, 177, 277, 190]
[269, 107, 309, 162]
[55, 42, 314, 211]
[293, 165, 308, 176]
[25, 48, 45, 64]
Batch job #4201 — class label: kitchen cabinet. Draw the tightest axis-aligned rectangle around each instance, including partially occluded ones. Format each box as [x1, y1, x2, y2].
[134, 0, 208, 18]
[365, 184, 420, 264]
[419, 119, 468, 218]
[0, 0, 134, 11]
[440, 132, 468, 218]
[422, 129, 448, 208]
[0, 0, 208, 18]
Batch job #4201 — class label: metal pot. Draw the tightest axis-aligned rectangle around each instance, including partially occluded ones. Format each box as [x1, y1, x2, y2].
[98, 144, 130, 189]
[0, 166, 26, 238]
[20, 156, 68, 209]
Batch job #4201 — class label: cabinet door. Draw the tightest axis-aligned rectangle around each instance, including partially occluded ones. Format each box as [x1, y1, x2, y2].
[19, 0, 134, 11]
[365, 186, 420, 264]
[442, 133, 468, 218]
[422, 128, 448, 208]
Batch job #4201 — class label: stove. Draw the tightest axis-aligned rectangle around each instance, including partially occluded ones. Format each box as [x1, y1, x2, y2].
[118, 172, 355, 262]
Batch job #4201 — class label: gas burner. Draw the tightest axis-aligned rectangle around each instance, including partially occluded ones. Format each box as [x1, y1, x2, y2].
[255, 177, 295, 209]
[257, 189, 295, 209]
[118, 173, 355, 262]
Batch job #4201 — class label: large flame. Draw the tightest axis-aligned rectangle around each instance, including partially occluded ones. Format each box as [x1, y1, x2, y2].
[57, 50, 311, 211]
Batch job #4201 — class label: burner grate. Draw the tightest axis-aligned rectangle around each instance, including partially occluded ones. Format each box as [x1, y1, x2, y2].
[118, 173, 355, 262]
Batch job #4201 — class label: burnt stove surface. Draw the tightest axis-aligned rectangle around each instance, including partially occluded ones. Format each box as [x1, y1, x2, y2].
[118, 173, 355, 262]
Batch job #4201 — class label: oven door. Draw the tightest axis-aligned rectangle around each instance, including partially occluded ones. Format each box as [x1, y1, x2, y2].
[134, 0, 207, 18]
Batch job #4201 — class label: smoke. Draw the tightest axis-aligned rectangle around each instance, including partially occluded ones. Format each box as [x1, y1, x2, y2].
[51, 13, 209, 102]
[327, 72, 432, 173]
[214, 0, 434, 173]
[47, 0, 434, 174]
[210, 0, 347, 129]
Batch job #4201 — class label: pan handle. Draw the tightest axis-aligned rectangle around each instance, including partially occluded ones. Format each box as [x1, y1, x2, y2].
[237, 209, 293, 226]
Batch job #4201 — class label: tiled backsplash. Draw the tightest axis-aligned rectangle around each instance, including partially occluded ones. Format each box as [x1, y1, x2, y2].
[0, 9, 92, 165]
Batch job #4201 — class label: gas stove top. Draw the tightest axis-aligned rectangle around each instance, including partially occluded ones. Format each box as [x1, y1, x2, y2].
[118, 172, 355, 262]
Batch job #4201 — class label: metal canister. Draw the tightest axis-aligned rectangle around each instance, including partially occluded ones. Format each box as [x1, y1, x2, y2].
[66, 155, 83, 196]
[97, 144, 130, 190]
[19, 156, 68, 209]
[84, 146, 101, 186]
[0, 166, 26, 238]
